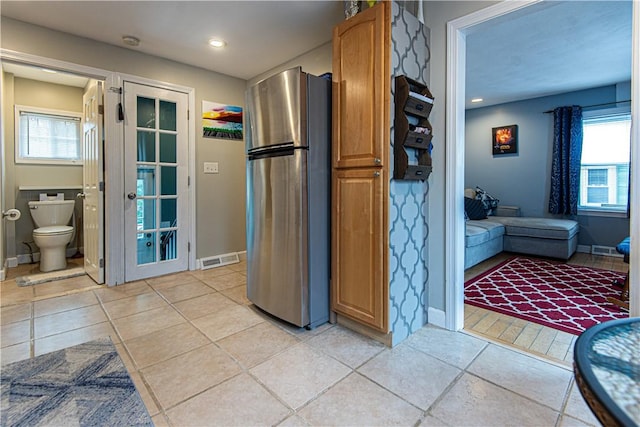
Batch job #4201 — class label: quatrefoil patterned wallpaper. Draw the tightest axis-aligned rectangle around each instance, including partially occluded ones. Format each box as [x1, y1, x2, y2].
[388, 1, 431, 345]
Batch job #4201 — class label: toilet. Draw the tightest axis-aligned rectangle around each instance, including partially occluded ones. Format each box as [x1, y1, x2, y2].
[28, 197, 75, 272]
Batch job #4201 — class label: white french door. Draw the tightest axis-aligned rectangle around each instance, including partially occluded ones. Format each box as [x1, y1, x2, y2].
[123, 82, 189, 281]
[82, 79, 105, 284]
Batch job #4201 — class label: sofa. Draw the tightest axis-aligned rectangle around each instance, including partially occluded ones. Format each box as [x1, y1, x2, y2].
[464, 195, 579, 269]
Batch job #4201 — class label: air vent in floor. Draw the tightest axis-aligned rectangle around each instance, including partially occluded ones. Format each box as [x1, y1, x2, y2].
[200, 252, 240, 270]
[591, 245, 623, 257]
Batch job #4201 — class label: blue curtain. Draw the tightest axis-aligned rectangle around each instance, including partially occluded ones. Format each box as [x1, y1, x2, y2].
[549, 106, 583, 215]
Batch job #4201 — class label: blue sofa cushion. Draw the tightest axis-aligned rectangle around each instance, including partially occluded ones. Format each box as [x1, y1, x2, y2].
[466, 220, 505, 247]
[489, 216, 579, 240]
[616, 237, 630, 255]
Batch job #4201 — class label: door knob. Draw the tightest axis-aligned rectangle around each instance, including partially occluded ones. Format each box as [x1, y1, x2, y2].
[77, 193, 86, 199]
[373, 171, 381, 177]
[374, 158, 381, 165]
[127, 192, 137, 200]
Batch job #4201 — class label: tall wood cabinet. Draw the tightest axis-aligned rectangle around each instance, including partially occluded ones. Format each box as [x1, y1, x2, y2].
[331, 1, 390, 333]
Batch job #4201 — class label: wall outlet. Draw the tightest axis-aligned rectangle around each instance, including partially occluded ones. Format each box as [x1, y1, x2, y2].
[204, 162, 219, 174]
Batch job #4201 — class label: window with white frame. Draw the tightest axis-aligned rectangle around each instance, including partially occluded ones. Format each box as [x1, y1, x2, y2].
[15, 105, 82, 164]
[579, 110, 631, 212]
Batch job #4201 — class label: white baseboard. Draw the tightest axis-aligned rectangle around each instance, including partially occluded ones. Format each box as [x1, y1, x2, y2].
[591, 245, 624, 258]
[197, 250, 243, 270]
[16, 247, 80, 265]
[577, 245, 591, 253]
[428, 307, 446, 328]
[6, 257, 18, 268]
[0, 266, 6, 281]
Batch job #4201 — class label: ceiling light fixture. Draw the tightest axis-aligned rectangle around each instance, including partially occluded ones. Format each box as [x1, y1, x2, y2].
[208, 39, 226, 48]
[471, 98, 484, 103]
[122, 35, 140, 47]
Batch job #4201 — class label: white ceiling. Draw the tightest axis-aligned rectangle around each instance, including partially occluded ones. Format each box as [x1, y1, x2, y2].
[465, 1, 632, 109]
[0, 1, 633, 108]
[0, 1, 345, 81]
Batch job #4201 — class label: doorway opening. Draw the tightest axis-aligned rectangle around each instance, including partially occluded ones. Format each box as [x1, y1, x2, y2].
[1, 60, 106, 285]
[445, 0, 639, 360]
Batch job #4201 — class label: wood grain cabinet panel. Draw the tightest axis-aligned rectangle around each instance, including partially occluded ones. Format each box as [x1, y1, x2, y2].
[331, 168, 388, 331]
[332, 2, 390, 169]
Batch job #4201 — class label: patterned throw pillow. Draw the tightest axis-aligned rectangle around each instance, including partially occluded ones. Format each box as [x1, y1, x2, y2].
[475, 186, 499, 216]
[464, 197, 487, 220]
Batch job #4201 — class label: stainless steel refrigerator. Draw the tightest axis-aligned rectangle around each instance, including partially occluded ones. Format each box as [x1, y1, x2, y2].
[245, 67, 331, 328]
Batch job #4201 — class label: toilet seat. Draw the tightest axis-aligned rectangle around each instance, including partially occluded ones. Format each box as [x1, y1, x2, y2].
[33, 225, 73, 236]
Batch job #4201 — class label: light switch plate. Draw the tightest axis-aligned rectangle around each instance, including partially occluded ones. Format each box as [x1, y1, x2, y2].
[204, 162, 219, 174]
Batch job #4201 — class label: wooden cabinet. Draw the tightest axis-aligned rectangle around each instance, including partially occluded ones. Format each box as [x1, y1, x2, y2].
[331, 1, 390, 333]
[331, 168, 388, 331]
[332, 1, 390, 169]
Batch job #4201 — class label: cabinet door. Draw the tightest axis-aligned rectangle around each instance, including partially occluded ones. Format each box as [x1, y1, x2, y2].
[332, 168, 388, 332]
[332, 1, 390, 169]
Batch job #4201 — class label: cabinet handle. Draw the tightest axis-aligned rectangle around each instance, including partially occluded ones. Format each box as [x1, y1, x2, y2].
[374, 158, 381, 165]
[373, 171, 381, 177]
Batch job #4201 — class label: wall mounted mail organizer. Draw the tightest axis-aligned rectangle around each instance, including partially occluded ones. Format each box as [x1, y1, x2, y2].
[394, 75, 434, 181]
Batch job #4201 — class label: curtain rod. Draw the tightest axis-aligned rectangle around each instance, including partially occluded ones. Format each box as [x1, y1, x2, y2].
[543, 99, 631, 114]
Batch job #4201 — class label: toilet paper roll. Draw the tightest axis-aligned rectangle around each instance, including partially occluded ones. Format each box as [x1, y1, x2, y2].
[3, 209, 21, 221]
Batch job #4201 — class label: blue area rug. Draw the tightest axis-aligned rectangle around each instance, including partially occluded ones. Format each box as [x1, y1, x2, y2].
[1, 338, 153, 427]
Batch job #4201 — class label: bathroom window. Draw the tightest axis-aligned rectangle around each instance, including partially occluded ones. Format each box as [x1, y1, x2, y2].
[15, 105, 83, 165]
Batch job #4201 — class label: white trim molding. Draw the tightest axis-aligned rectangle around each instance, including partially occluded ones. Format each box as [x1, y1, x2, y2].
[445, 0, 543, 331]
[629, 0, 640, 317]
[445, 0, 639, 328]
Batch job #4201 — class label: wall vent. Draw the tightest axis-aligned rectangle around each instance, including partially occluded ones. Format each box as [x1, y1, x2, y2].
[591, 245, 623, 258]
[200, 252, 240, 270]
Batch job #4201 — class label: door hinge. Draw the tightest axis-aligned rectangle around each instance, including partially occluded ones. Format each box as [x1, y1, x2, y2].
[187, 109, 190, 120]
[98, 105, 104, 115]
[188, 242, 191, 252]
[188, 176, 191, 186]
[99, 258, 104, 268]
[99, 181, 105, 192]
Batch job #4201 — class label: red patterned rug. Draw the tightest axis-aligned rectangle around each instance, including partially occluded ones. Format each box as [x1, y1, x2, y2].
[465, 256, 628, 335]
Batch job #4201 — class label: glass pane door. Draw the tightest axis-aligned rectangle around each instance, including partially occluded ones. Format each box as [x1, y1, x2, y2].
[135, 96, 179, 266]
[124, 81, 188, 281]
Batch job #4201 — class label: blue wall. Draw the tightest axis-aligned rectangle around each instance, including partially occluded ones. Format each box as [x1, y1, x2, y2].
[465, 85, 630, 247]
[388, 2, 430, 345]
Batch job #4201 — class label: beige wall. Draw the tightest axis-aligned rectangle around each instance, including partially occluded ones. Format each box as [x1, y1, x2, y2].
[1, 16, 249, 260]
[5, 76, 85, 257]
[12, 77, 84, 188]
[248, 42, 332, 87]
[2, 17, 336, 263]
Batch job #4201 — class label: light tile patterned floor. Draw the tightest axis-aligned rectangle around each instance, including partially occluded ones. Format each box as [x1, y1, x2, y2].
[464, 252, 627, 367]
[1, 259, 603, 426]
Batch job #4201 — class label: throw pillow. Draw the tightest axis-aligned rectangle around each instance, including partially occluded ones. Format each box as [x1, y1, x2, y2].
[475, 186, 499, 216]
[464, 197, 487, 220]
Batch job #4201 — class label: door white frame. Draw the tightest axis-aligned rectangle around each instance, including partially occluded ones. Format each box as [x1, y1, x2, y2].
[116, 72, 197, 282]
[0, 49, 197, 286]
[444, 0, 640, 330]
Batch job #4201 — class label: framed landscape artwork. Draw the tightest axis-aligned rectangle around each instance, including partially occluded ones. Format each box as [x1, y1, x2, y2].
[492, 124, 518, 155]
[202, 101, 243, 140]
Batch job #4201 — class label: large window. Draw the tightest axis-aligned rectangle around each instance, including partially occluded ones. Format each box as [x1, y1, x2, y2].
[579, 111, 631, 212]
[15, 105, 82, 164]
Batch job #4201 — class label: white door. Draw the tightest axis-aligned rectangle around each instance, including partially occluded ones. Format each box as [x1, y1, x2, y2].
[82, 79, 105, 284]
[123, 82, 189, 281]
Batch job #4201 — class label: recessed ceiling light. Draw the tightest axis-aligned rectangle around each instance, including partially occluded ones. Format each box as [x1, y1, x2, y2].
[41, 68, 57, 74]
[122, 35, 140, 47]
[208, 39, 226, 48]
[471, 98, 484, 103]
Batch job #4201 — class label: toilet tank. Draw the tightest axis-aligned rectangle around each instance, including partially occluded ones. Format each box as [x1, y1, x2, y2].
[28, 200, 75, 228]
